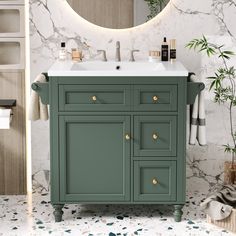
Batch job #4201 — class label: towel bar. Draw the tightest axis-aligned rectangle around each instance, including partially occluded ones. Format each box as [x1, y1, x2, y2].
[187, 82, 205, 105]
[31, 82, 49, 105]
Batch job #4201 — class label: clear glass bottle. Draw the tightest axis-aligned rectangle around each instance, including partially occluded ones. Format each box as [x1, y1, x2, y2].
[59, 42, 67, 61]
[170, 39, 177, 62]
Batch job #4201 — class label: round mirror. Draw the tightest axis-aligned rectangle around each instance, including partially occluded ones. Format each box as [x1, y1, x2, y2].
[66, 0, 170, 29]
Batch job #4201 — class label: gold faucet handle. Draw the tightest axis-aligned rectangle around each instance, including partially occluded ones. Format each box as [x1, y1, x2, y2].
[91, 95, 97, 102]
[152, 178, 158, 185]
[152, 133, 159, 140]
[152, 95, 159, 102]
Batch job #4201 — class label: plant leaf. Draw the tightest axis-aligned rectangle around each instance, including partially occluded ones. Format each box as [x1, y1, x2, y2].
[209, 80, 216, 91]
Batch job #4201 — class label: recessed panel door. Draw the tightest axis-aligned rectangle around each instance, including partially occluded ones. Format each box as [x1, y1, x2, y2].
[59, 116, 131, 202]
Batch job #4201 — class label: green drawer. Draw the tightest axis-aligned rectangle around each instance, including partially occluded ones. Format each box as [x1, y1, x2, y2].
[133, 116, 177, 158]
[134, 161, 176, 202]
[134, 85, 178, 111]
[59, 85, 131, 111]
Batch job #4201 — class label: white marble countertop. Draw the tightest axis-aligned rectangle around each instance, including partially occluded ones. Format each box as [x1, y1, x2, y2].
[48, 60, 188, 77]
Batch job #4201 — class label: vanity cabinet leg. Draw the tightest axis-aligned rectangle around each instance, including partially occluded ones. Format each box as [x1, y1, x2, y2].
[173, 205, 184, 222]
[53, 204, 64, 222]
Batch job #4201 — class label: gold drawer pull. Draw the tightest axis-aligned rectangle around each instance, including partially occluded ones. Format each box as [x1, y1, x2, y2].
[152, 133, 159, 140]
[152, 95, 159, 102]
[125, 134, 131, 140]
[91, 95, 97, 101]
[152, 178, 158, 185]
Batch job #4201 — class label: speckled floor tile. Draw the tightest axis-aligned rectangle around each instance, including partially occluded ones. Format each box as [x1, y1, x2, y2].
[0, 191, 235, 236]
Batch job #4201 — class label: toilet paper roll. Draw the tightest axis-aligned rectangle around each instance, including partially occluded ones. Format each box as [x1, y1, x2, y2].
[0, 108, 12, 129]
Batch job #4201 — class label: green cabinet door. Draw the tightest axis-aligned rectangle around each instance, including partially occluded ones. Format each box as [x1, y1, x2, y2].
[59, 116, 131, 202]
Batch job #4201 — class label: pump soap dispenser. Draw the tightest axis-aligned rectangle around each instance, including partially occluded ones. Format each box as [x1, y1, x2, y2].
[161, 37, 169, 61]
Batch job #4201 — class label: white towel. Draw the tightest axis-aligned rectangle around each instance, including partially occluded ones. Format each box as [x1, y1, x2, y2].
[29, 74, 49, 121]
[201, 185, 236, 220]
[189, 74, 207, 146]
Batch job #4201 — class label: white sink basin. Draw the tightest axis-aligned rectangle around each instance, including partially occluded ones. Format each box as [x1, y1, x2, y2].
[48, 60, 188, 77]
[71, 61, 166, 72]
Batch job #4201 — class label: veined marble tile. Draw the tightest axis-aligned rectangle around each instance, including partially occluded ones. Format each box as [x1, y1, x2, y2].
[29, 0, 236, 196]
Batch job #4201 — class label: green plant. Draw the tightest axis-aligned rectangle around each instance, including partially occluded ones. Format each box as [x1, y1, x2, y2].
[186, 36, 236, 169]
[144, 0, 167, 20]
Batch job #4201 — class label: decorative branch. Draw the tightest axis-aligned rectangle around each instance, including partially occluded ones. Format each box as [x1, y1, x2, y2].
[186, 36, 236, 168]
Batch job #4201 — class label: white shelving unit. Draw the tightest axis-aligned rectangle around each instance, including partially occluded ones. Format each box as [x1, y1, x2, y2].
[0, 1, 25, 69]
[0, 5, 25, 37]
[0, 0, 27, 195]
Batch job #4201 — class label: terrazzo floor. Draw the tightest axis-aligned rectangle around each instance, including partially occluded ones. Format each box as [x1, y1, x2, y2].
[0, 191, 235, 236]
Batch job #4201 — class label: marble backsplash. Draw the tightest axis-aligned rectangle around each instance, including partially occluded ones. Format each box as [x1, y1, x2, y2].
[30, 0, 236, 195]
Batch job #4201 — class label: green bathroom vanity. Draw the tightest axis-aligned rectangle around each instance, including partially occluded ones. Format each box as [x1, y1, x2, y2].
[32, 61, 204, 222]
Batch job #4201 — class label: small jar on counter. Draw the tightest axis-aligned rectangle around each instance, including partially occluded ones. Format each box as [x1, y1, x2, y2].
[71, 48, 83, 62]
[149, 50, 161, 62]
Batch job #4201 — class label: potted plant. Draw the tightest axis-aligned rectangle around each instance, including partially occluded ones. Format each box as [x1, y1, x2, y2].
[186, 36, 236, 184]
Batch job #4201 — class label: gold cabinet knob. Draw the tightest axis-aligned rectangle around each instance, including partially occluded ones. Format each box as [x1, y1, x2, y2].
[152, 178, 158, 185]
[152, 95, 159, 102]
[152, 133, 159, 140]
[125, 134, 131, 140]
[91, 95, 97, 101]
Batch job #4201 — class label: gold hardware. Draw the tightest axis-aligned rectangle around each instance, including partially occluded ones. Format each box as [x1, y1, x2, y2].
[91, 96, 97, 101]
[153, 96, 159, 102]
[152, 178, 158, 185]
[125, 134, 130, 140]
[152, 133, 159, 140]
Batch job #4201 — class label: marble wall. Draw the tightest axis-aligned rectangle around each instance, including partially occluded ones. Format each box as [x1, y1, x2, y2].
[30, 0, 236, 194]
